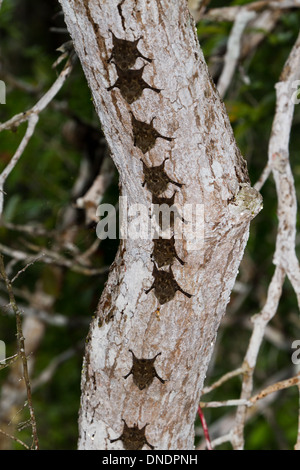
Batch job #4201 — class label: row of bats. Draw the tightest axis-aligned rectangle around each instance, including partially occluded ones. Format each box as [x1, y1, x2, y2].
[106, 28, 193, 450]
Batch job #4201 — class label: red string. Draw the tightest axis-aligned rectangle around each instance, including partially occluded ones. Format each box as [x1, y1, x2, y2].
[198, 406, 213, 450]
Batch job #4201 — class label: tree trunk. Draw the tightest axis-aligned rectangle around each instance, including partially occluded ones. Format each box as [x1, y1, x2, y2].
[59, 0, 262, 450]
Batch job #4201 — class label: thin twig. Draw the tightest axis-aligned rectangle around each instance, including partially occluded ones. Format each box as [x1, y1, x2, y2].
[201, 375, 300, 409]
[31, 345, 81, 391]
[250, 374, 300, 404]
[0, 115, 39, 214]
[197, 367, 293, 449]
[254, 163, 272, 191]
[0, 58, 73, 132]
[204, 0, 300, 22]
[0, 353, 19, 371]
[0, 58, 73, 216]
[0, 221, 56, 237]
[0, 253, 39, 450]
[0, 242, 109, 276]
[209, 433, 232, 449]
[200, 399, 250, 408]
[0, 428, 30, 450]
[217, 10, 256, 98]
[11, 254, 45, 284]
[0, 346, 81, 414]
[232, 266, 286, 449]
[0, 72, 41, 94]
[202, 366, 247, 395]
[0, 293, 88, 327]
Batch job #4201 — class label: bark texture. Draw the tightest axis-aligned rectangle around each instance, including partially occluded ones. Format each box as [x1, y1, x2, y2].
[59, 0, 262, 450]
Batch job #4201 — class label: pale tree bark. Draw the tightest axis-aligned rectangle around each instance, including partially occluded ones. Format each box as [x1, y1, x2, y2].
[59, 0, 262, 450]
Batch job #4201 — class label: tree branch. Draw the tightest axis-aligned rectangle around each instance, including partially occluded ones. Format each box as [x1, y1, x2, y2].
[217, 10, 256, 98]
[0, 254, 39, 450]
[0, 58, 73, 216]
[204, 0, 300, 22]
[0, 242, 109, 276]
[232, 31, 300, 450]
[0, 428, 30, 450]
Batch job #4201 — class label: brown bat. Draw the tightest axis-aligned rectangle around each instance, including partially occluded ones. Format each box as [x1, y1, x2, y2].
[110, 419, 154, 450]
[107, 64, 161, 104]
[131, 111, 173, 154]
[108, 30, 152, 70]
[123, 349, 166, 390]
[145, 262, 192, 305]
[141, 158, 183, 196]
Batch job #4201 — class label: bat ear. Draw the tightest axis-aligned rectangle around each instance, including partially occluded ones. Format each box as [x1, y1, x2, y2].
[129, 349, 137, 361]
[153, 352, 162, 360]
[109, 29, 117, 40]
[170, 192, 176, 203]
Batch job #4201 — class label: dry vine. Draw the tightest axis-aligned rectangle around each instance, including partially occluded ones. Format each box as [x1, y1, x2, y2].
[195, 9, 300, 449]
[0, 254, 39, 450]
